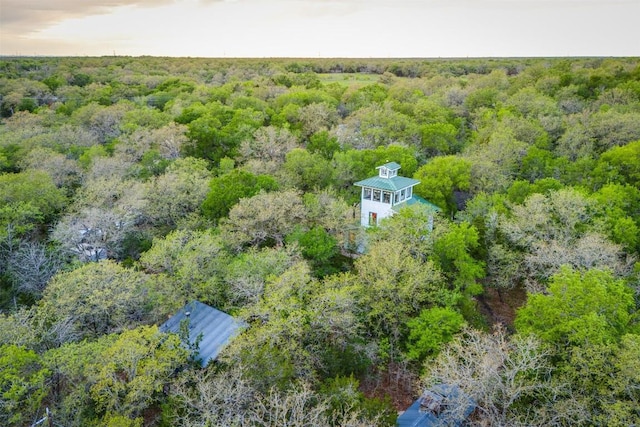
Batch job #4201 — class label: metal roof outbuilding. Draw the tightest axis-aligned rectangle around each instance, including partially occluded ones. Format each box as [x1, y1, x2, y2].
[160, 301, 245, 367]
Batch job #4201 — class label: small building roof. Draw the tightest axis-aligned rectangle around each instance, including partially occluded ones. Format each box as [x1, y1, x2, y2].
[396, 384, 475, 427]
[354, 175, 420, 191]
[392, 195, 442, 213]
[397, 396, 439, 427]
[377, 162, 402, 171]
[159, 301, 244, 367]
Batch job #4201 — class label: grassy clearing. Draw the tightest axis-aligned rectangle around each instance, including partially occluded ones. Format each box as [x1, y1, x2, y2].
[317, 73, 381, 86]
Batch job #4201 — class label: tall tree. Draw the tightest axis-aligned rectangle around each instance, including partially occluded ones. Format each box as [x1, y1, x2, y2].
[143, 157, 211, 230]
[0, 344, 50, 426]
[138, 229, 229, 310]
[0, 171, 67, 223]
[221, 189, 308, 250]
[6, 241, 64, 298]
[89, 326, 187, 420]
[355, 240, 447, 352]
[39, 260, 155, 340]
[413, 156, 472, 217]
[201, 169, 278, 223]
[283, 148, 334, 191]
[515, 267, 635, 349]
[498, 188, 632, 292]
[424, 326, 553, 427]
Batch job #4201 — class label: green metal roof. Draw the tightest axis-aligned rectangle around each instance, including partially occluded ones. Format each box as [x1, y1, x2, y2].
[392, 195, 442, 212]
[378, 162, 401, 171]
[355, 176, 420, 191]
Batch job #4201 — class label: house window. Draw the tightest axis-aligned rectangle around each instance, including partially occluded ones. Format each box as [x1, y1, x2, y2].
[379, 168, 388, 178]
[382, 191, 391, 204]
[368, 212, 378, 226]
[394, 192, 399, 204]
[389, 169, 397, 178]
[373, 190, 381, 202]
[407, 187, 412, 198]
[363, 188, 372, 200]
[400, 189, 406, 201]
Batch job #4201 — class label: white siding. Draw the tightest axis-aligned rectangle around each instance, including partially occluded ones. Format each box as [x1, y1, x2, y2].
[360, 197, 394, 227]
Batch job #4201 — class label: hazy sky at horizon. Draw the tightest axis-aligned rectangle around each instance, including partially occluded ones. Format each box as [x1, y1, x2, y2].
[1, 0, 639, 57]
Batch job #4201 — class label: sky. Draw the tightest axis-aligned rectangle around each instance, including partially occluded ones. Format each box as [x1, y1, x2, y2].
[1, 0, 639, 58]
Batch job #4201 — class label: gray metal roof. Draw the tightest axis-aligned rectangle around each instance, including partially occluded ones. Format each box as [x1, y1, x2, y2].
[396, 384, 475, 427]
[159, 301, 244, 367]
[397, 398, 439, 427]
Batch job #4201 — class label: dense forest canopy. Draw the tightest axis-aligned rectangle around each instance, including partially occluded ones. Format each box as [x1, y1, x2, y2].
[1, 56, 639, 426]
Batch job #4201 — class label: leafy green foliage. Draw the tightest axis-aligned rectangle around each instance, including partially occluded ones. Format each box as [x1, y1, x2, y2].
[223, 246, 299, 308]
[0, 171, 66, 222]
[0, 344, 50, 426]
[286, 225, 339, 276]
[182, 102, 265, 163]
[319, 375, 397, 427]
[355, 239, 449, 349]
[413, 156, 471, 216]
[595, 139, 640, 187]
[432, 221, 485, 295]
[90, 326, 187, 418]
[0, 201, 43, 240]
[287, 226, 337, 262]
[506, 177, 564, 204]
[590, 183, 640, 251]
[39, 260, 156, 339]
[284, 148, 334, 191]
[515, 267, 635, 348]
[143, 157, 211, 229]
[223, 261, 373, 391]
[1, 56, 640, 426]
[138, 229, 230, 310]
[553, 336, 640, 426]
[43, 334, 117, 425]
[201, 169, 278, 222]
[307, 130, 340, 159]
[405, 307, 465, 361]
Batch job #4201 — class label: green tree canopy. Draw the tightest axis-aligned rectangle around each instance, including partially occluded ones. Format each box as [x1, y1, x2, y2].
[201, 168, 278, 222]
[138, 229, 230, 309]
[594, 139, 640, 187]
[90, 325, 187, 419]
[0, 171, 67, 222]
[0, 344, 50, 426]
[405, 307, 465, 361]
[413, 155, 472, 217]
[283, 148, 334, 191]
[143, 157, 211, 229]
[355, 240, 448, 350]
[515, 267, 636, 348]
[221, 189, 308, 250]
[39, 260, 156, 339]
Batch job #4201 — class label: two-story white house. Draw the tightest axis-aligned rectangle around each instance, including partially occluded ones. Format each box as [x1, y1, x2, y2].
[354, 162, 440, 227]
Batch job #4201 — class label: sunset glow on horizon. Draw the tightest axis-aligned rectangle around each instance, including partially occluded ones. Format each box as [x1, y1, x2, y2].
[2, 0, 639, 58]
